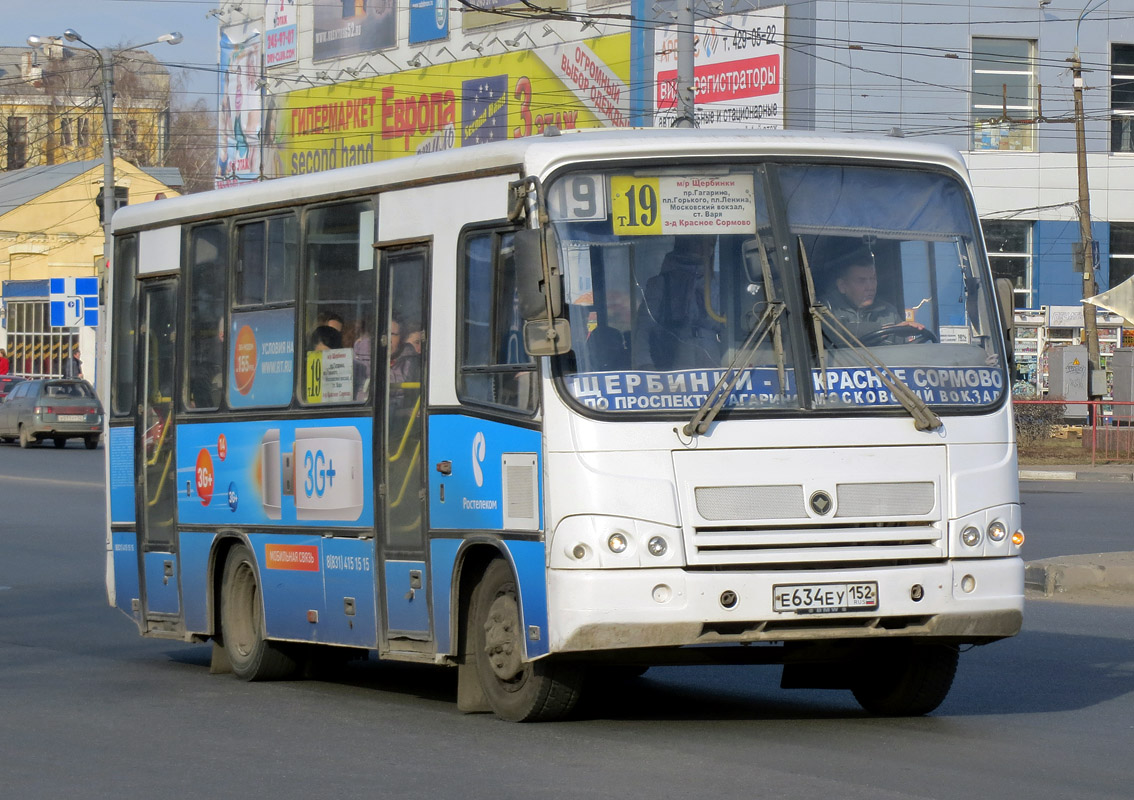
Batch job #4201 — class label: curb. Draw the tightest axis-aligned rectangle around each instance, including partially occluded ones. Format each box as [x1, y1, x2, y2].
[1024, 553, 1134, 597]
[1019, 470, 1134, 482]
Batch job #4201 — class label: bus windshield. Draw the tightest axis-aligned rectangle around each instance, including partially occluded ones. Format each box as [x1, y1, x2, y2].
[549, 162, 1006, 417]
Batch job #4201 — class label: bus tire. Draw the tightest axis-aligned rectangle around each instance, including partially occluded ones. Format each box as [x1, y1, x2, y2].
[851, 642, 959, 716]
[220, 543, 297, 681]
[470, 558, 582, 722]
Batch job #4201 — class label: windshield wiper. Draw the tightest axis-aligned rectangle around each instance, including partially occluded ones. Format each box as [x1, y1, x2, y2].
[684, 237, 787, 437]
[797, 237, 942, 433]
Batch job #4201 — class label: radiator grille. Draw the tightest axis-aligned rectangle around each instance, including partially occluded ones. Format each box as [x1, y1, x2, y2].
[835, 482, 935, 517]
[695, 485, 805, 520]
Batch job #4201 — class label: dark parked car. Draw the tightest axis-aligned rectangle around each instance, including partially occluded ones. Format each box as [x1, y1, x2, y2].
[0, 378, 103, 449]
[0, 375, 24, 401]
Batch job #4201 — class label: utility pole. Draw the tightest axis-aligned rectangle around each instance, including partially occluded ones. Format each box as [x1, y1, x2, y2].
[674, 0, 696, 127]
[1071, 51, 1101, 399]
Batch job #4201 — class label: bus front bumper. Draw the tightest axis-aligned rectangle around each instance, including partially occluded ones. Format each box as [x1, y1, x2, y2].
[546, 557, 1023, 654]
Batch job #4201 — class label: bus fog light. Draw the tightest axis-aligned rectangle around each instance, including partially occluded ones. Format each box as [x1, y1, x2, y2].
[987, 520, 1007, 542]
[647, 536, 668, 557]
[961, 574, 976, 593]
[652, 584, 671, 603]
[1012, 530, 1025, 547]
[607, 533, 628, 553]
[572, 544, 588, 560]
[961, 526, 981, 547]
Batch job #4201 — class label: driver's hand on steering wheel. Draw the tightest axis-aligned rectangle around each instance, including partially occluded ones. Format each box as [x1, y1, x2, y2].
[883, 320, 924, 330]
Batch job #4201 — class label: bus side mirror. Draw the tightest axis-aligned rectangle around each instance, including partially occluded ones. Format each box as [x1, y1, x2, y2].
[514, 227, 563, 321]
[523, 318, 572, 357]
[995, 277, 1015, 340]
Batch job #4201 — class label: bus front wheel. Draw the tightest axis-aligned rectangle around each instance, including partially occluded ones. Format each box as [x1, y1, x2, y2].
[220, 543, 297, 681]
[470, 558, 583, 722]
[851, 642, 959, 716]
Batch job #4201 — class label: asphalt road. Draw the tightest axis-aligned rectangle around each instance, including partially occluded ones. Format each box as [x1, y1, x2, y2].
[1, 445, 1131, 799]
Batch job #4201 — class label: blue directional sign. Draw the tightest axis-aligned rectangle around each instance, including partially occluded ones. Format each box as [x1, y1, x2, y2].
[49, 277, 100, 328]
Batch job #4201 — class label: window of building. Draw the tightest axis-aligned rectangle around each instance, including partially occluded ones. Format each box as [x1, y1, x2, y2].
[1110, 223, 1134, 288]
[971, 38, 1036, 152]
[983, 219, 1034, 308]
[77, 117, 90, 148]
[458, 229, 538, 413]
[1112, 44, 1134, 152]
[6, 116, 28, 170]
[60, 117, 73, 148]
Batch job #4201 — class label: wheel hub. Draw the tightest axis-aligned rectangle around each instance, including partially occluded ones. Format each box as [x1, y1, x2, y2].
[483, 592, 523, 682]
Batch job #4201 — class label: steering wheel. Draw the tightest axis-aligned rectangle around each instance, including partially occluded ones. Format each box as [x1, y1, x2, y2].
[858, 323, 938, 347]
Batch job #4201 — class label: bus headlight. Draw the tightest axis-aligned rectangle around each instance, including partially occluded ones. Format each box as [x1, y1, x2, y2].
[607, 532, 628, 554]
[647, 536, 668, 557]
[961, 526, 982, 547]
[987, 520, 1007, 542]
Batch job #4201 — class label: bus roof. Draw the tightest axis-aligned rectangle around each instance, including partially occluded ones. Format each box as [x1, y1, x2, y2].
[112, 127, 971, 233]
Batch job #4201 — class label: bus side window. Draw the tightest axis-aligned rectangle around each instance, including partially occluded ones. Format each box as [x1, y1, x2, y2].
[184, 224, 227, 411]
[302, 201, 375, 405]
[457, 229, 538, 413]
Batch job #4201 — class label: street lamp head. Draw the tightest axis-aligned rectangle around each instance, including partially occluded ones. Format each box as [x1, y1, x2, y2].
[158, 32, 183, 46]
[26, 35, 46, 47]
[63, 29, 82, 43]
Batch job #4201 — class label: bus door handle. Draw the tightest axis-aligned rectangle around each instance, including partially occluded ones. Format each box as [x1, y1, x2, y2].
[436, 460, 452, 475]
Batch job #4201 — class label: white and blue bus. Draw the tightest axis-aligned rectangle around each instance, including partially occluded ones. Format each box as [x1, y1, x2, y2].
[106, 128, 1024, 721]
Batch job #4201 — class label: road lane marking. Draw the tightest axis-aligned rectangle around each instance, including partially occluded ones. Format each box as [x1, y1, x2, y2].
[0, 474, 103, 489]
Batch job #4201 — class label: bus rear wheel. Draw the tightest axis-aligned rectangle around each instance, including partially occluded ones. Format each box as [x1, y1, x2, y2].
[220, 543, 297, 681]
[851, 642, 959, 716]
[470, 558, 582, 722]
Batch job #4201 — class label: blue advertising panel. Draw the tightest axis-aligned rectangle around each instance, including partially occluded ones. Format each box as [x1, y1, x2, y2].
[176, 418, 374, 528]
[461, 75, 509, 145]
[109, 426, 136, 524]
[409, 0, 449, 44]
[428, 415, 542, 530]
[227, 308, 295, 408]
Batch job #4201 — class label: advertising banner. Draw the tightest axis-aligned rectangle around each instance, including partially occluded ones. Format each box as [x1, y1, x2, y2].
[265, 0, 298, 67]
[409, 0, 449, 44]
[270, 34, 630, 177]
[461, 0, 567, 30]
[217, 22, 262, 188]
[314, 0, 396, 62]
[653, 6, 785, 130]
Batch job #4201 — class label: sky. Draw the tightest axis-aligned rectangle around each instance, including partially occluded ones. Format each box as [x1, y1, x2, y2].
[5, 0, 221, 106]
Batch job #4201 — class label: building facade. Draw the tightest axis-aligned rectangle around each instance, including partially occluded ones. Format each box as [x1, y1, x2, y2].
[0, 41, 173, 172]
[0, 159, 181, 377]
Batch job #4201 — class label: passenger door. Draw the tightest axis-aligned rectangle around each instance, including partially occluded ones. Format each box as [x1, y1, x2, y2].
[134, 280, 181, 630]
[378, 244, 432, 649]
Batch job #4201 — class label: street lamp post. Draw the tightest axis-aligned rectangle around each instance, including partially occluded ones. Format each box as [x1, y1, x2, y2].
[33, 29, 183, 266]
[26, 29, 181, 403]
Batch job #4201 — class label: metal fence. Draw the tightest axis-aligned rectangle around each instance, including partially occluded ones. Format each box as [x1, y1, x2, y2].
[1013, 398, 1134, 465]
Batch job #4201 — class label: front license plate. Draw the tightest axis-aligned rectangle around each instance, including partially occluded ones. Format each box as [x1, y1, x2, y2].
[772, 582, 878, 614]
[58, 415, 85, 422]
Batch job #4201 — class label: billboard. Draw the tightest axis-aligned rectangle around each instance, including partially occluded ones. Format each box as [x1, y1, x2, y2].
[409, 0, 449, 44]
[314, 0, 396, 62]
[266, 0, 298, 67]
[653, 7, 785, 130]
[269, 34, 630, 178]
[218, 22, 263, 188]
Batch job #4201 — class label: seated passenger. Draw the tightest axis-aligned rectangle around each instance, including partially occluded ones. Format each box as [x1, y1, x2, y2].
[633, 238, 724, 370]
